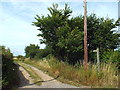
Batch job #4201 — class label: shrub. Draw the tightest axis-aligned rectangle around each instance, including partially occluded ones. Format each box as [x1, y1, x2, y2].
[34, 49, 51, 60]
[101, 50, 120, 63]
[1, 46, 20, 89]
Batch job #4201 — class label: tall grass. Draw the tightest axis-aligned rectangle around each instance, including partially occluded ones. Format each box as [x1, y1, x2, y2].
[50, 57, 118, 87]
[24, 56, 118, 88]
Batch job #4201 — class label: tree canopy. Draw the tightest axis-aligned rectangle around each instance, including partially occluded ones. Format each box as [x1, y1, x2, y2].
[32, 4, 120, 63]
[25, 44, 51, 59]
[25, 44, 40, 59]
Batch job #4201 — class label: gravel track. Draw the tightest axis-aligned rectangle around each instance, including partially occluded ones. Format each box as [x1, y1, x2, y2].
[18, 63, 89, 88]
[17, 65, 41, 88]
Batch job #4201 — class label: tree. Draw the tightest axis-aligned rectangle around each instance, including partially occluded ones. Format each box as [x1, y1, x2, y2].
[85, 14, 120, 61]
[32, 4, 120, 63]
[17, 55, 25, 61]
[25, 44, 39, 59]
[34, 48, 51, 59]
[0, 46, 13, 59]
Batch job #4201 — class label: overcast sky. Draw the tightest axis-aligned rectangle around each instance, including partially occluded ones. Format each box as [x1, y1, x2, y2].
[0, 0, 119, 56]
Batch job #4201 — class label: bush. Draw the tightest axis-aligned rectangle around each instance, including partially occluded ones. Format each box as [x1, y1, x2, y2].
[2, 55, 20, 89]
[101, 50, 120, 63]
[34, 49, 51, 60]
[1, 46, 20, 89]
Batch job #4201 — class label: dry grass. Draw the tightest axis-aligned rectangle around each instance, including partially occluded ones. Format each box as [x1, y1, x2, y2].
[23, 57, 118, 88]
[25, 58, 50, 70]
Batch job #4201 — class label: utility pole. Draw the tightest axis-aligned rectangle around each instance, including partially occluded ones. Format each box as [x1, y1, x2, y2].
[84, 0, 88, 70]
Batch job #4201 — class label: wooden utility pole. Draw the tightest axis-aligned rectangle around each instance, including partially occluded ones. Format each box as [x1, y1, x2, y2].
[84, 0, 88, 70]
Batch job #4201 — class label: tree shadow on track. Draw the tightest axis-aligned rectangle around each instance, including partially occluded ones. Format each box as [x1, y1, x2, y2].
[29, 75, 60, 85]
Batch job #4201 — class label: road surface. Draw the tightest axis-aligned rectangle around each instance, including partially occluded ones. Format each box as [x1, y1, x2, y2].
[17, 63, 89, 88]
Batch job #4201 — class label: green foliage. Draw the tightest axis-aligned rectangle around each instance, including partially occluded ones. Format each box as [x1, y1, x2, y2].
[56, 22, 84, 62]
[34, 48, 51, 59]
[0, 46, 13, 59]
[32, 4, 120, 63]
[101, 50, 120, 63]
[25, 44, 40, 59]
[17, 55, 25, 61]
[24, 44, 51, 60]
[87, 15, 119, 50]
[32, 4, 84, 63]
[1, 46, 20, 89]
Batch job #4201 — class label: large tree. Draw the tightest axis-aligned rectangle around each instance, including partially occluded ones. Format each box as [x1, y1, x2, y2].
[25, 44, 40, 59]
[32, 4, 120, 63]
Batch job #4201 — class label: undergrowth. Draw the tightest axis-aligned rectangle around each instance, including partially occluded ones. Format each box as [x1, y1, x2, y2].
[23, 56, 118, 88]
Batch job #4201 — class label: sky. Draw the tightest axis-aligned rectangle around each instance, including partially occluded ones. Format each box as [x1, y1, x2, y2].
[0, 0, 119, 56]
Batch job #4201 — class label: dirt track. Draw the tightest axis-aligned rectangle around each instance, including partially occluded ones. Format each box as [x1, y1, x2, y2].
[17, 63, 89, 88]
